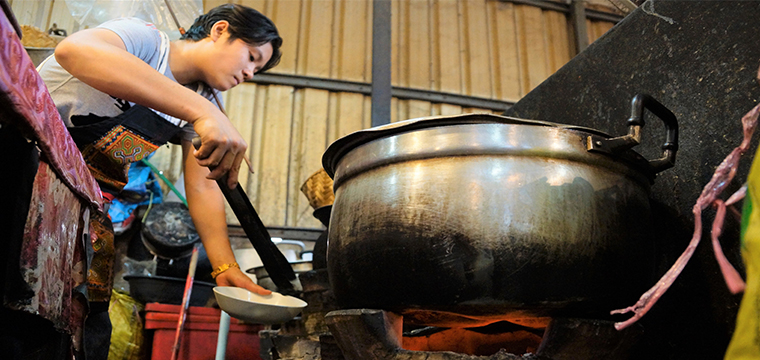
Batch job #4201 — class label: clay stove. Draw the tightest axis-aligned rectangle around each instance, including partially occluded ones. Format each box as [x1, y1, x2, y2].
[259, 267, 645, 360]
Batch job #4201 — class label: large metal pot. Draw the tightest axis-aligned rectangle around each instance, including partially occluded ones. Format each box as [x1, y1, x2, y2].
[322, 95, 678, 327]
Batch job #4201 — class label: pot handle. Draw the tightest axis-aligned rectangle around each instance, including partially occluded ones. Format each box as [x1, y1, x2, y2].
[587, 94, 679, 173]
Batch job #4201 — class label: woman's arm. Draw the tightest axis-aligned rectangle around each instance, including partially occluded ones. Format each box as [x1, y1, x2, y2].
[181, 140, 270, 295]
[55, 28, 246, 188]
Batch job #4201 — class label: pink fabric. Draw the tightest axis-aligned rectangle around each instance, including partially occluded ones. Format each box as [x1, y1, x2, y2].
[0, 7, 97, 349]
[7, 161, 89, 345]
[0, 9, 103, 211]
[611, 71, 760, 330]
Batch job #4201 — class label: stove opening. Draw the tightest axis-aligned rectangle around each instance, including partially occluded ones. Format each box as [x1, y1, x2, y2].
[402, 318, 546, 356]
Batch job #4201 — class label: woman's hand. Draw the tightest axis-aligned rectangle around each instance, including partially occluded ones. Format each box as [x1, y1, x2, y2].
[191, 109, 247, 189]
[214, 267, 272, 295]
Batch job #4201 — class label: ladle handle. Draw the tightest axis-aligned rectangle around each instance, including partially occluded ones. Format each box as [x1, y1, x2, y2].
[587, 93, 679, 174]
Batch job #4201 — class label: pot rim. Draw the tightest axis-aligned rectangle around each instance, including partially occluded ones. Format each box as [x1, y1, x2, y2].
[322, 113, 652, 180]
[247, 261, 313, 276]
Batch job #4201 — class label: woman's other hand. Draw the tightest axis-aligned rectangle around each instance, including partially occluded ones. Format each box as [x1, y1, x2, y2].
[214, 266, 271, 295]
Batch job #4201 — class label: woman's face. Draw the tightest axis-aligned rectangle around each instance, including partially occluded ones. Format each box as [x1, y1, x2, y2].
[203, 23, 274, 91]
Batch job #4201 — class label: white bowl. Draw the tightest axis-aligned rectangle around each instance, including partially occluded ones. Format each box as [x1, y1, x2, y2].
[213, 286, 307, 324]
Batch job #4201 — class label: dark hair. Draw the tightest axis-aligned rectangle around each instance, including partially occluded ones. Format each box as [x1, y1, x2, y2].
[181, 4, 282, 73]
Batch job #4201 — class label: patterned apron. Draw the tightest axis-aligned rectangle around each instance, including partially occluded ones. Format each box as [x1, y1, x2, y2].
[68, 104, 183, 302]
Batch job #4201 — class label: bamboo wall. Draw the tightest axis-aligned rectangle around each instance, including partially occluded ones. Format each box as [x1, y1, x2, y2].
[12, 0, 616, 229]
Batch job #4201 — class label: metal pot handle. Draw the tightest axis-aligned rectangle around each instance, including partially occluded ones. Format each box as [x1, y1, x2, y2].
[587, 93, 679, 173]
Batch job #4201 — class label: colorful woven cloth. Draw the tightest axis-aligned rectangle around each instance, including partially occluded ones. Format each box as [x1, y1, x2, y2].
[67, 104, 182, 193]
[80, 125, 159, 190]
[87, 211, 115, 303]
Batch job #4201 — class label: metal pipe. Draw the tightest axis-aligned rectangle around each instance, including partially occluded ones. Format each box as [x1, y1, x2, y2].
[214, 311, 231, 360]
[250, 73, 514, 112]
[497, 0, 625, 23]
[571, 0, 590, 53]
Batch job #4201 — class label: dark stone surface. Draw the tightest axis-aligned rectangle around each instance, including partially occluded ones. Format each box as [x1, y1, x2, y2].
[503, 1, 758, 358]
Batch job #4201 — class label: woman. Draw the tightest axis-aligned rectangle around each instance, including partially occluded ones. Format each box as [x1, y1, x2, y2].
[38, 4, 280, 358]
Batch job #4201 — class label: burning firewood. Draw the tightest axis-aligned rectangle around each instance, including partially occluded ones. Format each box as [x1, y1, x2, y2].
[611, 66, 760, 330]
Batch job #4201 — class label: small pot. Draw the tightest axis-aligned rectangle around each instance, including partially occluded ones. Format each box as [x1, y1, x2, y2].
[248, 261, 313, 292]
[275, 240, 306, 263]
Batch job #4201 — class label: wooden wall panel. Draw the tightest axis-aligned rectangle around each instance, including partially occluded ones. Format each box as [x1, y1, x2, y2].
[329, 92, 366, 142]
[488, 1, 521, 102]
[225, 83, 258, 189]
[587, 19, 614, 44]
[392, 0, 404, 87]
[432, 0, 462, 94]
[335, 0, 370, 81]
[390, 97, 399, 123]
[326, 93, 340, 145]
[244, 83, 269, 216]
[407, 99, 433, 120]
[461, 0, 492, 97]
[297, 0, 334, 77]
[545, 10, 572, 74]
[515, 5, 549, 94]
[264, 0, 301, 74]
[254, 85, 294, 226]
[406, 0, 432, 89]
[221, 83, 258, 224]
[287, 88, 329, 227]
[395, 98, 408, 124]
[434, 103, 464, 116]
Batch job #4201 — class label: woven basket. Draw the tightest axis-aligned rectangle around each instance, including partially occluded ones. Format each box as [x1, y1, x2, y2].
[300, 169, 335, 210]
